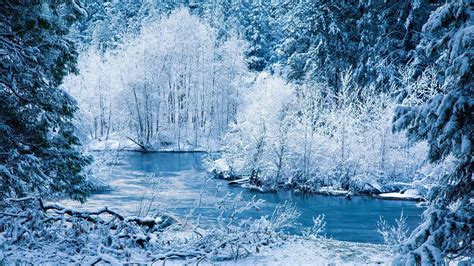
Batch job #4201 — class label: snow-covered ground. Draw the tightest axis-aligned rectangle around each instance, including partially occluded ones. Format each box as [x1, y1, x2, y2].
[86, 136, 138, 151]
[153, 237, 394, 265]
[85, 134, 220, 152]
[228, 237, 393, 266]
[377, 189, 424, 201]
[3, 235, 393, 265]
[318, 186, 350, 196]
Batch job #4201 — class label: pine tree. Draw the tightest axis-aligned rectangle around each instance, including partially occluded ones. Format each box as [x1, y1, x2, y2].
[275, 1, 359, 91]
[242, 1, 274, 72]
[355, 0, 435, 89]
[73, 0, 175, 53]
[0, 1, 92, 202]
[392, 0, 473, 263]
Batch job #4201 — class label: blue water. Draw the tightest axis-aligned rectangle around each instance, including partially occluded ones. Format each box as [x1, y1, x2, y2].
[62, 151, 424, 244]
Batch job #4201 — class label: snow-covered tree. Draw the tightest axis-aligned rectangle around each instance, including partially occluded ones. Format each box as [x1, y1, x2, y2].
[72, 0, 179, 52]
[242, 1, 275, 72]
[274, 1, 359, 90]
[392, 0, 473, 263]
[355, 0, 436, 89]
[0, 1, 92, 202]
[66, 9, 248, 151]
[210, 70, 428, 194]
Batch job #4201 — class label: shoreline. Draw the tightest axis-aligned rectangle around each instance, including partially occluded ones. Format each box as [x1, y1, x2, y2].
[88, 148, 426, 203]
[89, 148, 211, 153]
[225, 176, 425, 202]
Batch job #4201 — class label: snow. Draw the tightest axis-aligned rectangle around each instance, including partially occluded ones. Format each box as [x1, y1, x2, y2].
[2, 0, 471, 264]
[4, 235, 394, 265]
[213, 158, 231, 173]
[378, 189, 423, 200]
[318, 186, 349, 196]
[2, 196, 394, 265]
[228, 177, 250, 185]
[86, 134, 220, 152]
[226, 237, 393, 265]
[87, 136, 137, 151]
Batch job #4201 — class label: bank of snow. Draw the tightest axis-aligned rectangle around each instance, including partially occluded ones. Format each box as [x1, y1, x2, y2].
[158, 237, 394, 265]
[85, 134, 220, 152]
[210, 157, 429, 201]
[229, 237, 393, 265]
[4, 235, 394, 265]
[376, 189, 424, 201]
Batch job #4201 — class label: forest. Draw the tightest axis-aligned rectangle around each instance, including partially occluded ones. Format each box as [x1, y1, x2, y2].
[0, 0, 472, 265]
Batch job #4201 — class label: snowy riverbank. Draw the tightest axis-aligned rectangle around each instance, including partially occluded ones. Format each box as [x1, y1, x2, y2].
[1, 197, 395, 265]
[222, 172, 425, 202]
[85, 135, 220, 153]
[86, 142, 427, 202]
[3, 234, 393, 265]
[232, 237, 393, 265]
[375, 189, 424, 201]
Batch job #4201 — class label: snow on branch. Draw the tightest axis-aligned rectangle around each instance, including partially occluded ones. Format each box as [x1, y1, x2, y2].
[0, 195, 293, 264]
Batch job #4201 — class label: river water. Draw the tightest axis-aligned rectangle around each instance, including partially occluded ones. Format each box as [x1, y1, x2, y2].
[61, 151, 424, 244]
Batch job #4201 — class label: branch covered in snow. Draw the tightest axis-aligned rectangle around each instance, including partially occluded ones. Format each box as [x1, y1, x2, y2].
[1, 195, 293, 264]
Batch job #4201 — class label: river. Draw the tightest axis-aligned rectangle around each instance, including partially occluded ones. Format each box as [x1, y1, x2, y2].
[60, 151, 424, 244]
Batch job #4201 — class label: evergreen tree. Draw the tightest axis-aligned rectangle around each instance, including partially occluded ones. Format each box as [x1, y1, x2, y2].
[242, 1, 274, 72]
[355, 0, 435, 89]
[73, 0, 179, 53]
[0, 1, 92, 202]
[275, 1, 359, 91]
[393, 0, 473, 263]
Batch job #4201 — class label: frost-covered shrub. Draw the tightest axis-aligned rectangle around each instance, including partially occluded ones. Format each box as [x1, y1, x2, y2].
[208, 71, 429, 194]
[269, 201, 301, 230]
[302, 214, 326, 240]
[1, 194, 295, 264]
[377, 212, 409, 251]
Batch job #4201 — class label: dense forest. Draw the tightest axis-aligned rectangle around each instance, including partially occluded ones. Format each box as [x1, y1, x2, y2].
[1, 0, 472, 264]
